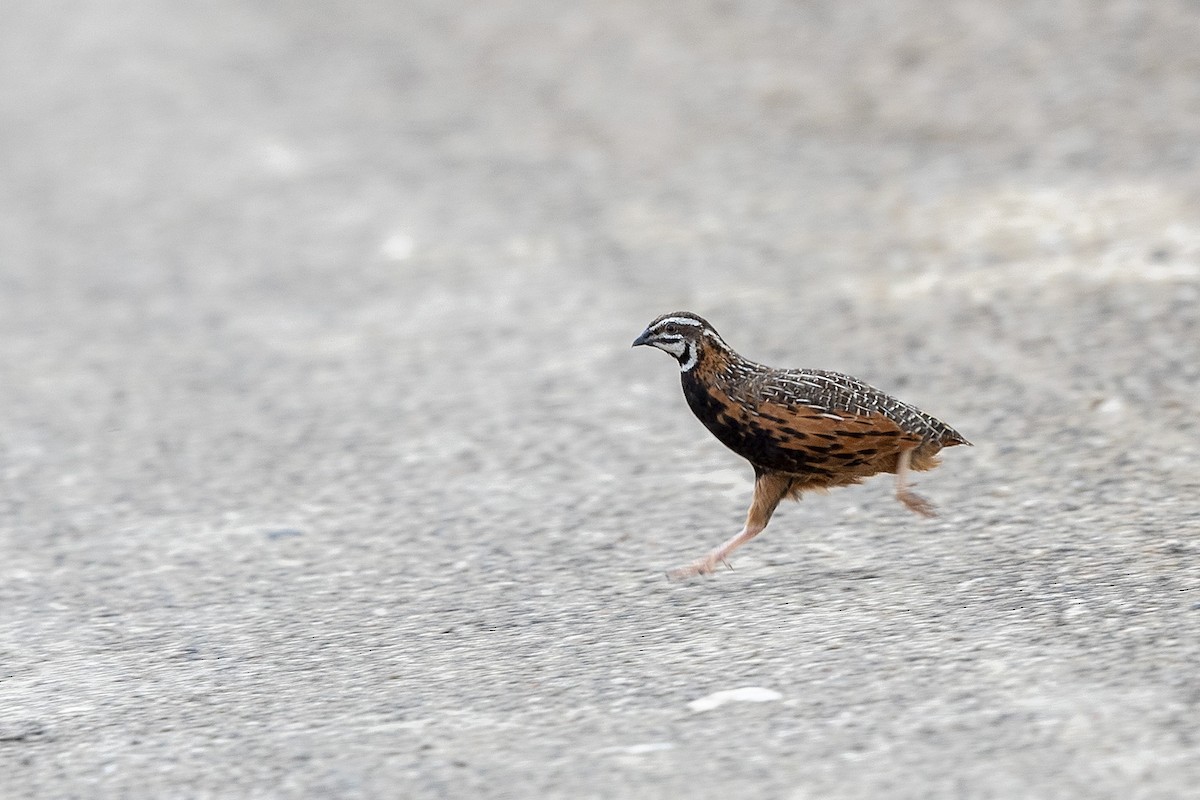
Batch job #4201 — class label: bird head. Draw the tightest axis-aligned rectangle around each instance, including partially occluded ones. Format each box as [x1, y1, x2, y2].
[632, 312, 728, 372]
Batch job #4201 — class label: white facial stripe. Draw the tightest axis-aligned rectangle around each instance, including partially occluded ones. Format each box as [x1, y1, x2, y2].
[649, 316, 729, 349]
[655, 339, 687, 358]
[653, 316, 703, 329]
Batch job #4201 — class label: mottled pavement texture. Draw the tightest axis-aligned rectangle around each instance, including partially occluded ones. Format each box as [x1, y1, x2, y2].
[2, 2, 1200, 798]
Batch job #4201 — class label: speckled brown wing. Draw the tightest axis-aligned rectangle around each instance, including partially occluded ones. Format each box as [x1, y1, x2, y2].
[748, 368, 966, 477]
[759, 369, 969, 446]
[681, 365, 966, 485]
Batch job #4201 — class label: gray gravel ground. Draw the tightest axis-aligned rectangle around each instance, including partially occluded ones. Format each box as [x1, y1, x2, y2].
[3, 1, 1200, 797]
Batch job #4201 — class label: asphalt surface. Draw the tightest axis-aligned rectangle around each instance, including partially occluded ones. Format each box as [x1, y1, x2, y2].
[2, 2, 1200, 797]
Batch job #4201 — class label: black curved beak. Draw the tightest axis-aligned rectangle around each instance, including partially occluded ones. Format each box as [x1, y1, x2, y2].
[631, 329, 653, 348]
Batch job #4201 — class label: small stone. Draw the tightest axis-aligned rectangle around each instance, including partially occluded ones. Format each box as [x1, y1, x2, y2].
[688, 687, 783, 712]
[265, 528, 304, 541]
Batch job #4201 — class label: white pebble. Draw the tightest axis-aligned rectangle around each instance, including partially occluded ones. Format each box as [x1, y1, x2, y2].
[381, 232, 415, 261]
[599, 742, 675, 755]
[688, 687, 782, 712]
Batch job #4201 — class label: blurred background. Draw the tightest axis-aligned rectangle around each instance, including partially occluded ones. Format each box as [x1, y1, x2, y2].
[2, 1, 1198, 797]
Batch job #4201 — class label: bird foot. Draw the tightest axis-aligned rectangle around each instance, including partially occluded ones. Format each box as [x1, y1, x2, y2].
[667, 553, 732, 579]
[897, 489, 938, 518]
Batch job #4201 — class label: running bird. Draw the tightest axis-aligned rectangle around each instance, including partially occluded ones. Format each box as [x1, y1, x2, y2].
[632, 312, 970, 578]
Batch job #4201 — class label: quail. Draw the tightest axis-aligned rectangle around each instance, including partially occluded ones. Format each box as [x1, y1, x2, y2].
[632, 311, 970, 578]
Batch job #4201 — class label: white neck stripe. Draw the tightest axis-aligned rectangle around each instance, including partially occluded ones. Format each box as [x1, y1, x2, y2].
[679, 340, 699, 371]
